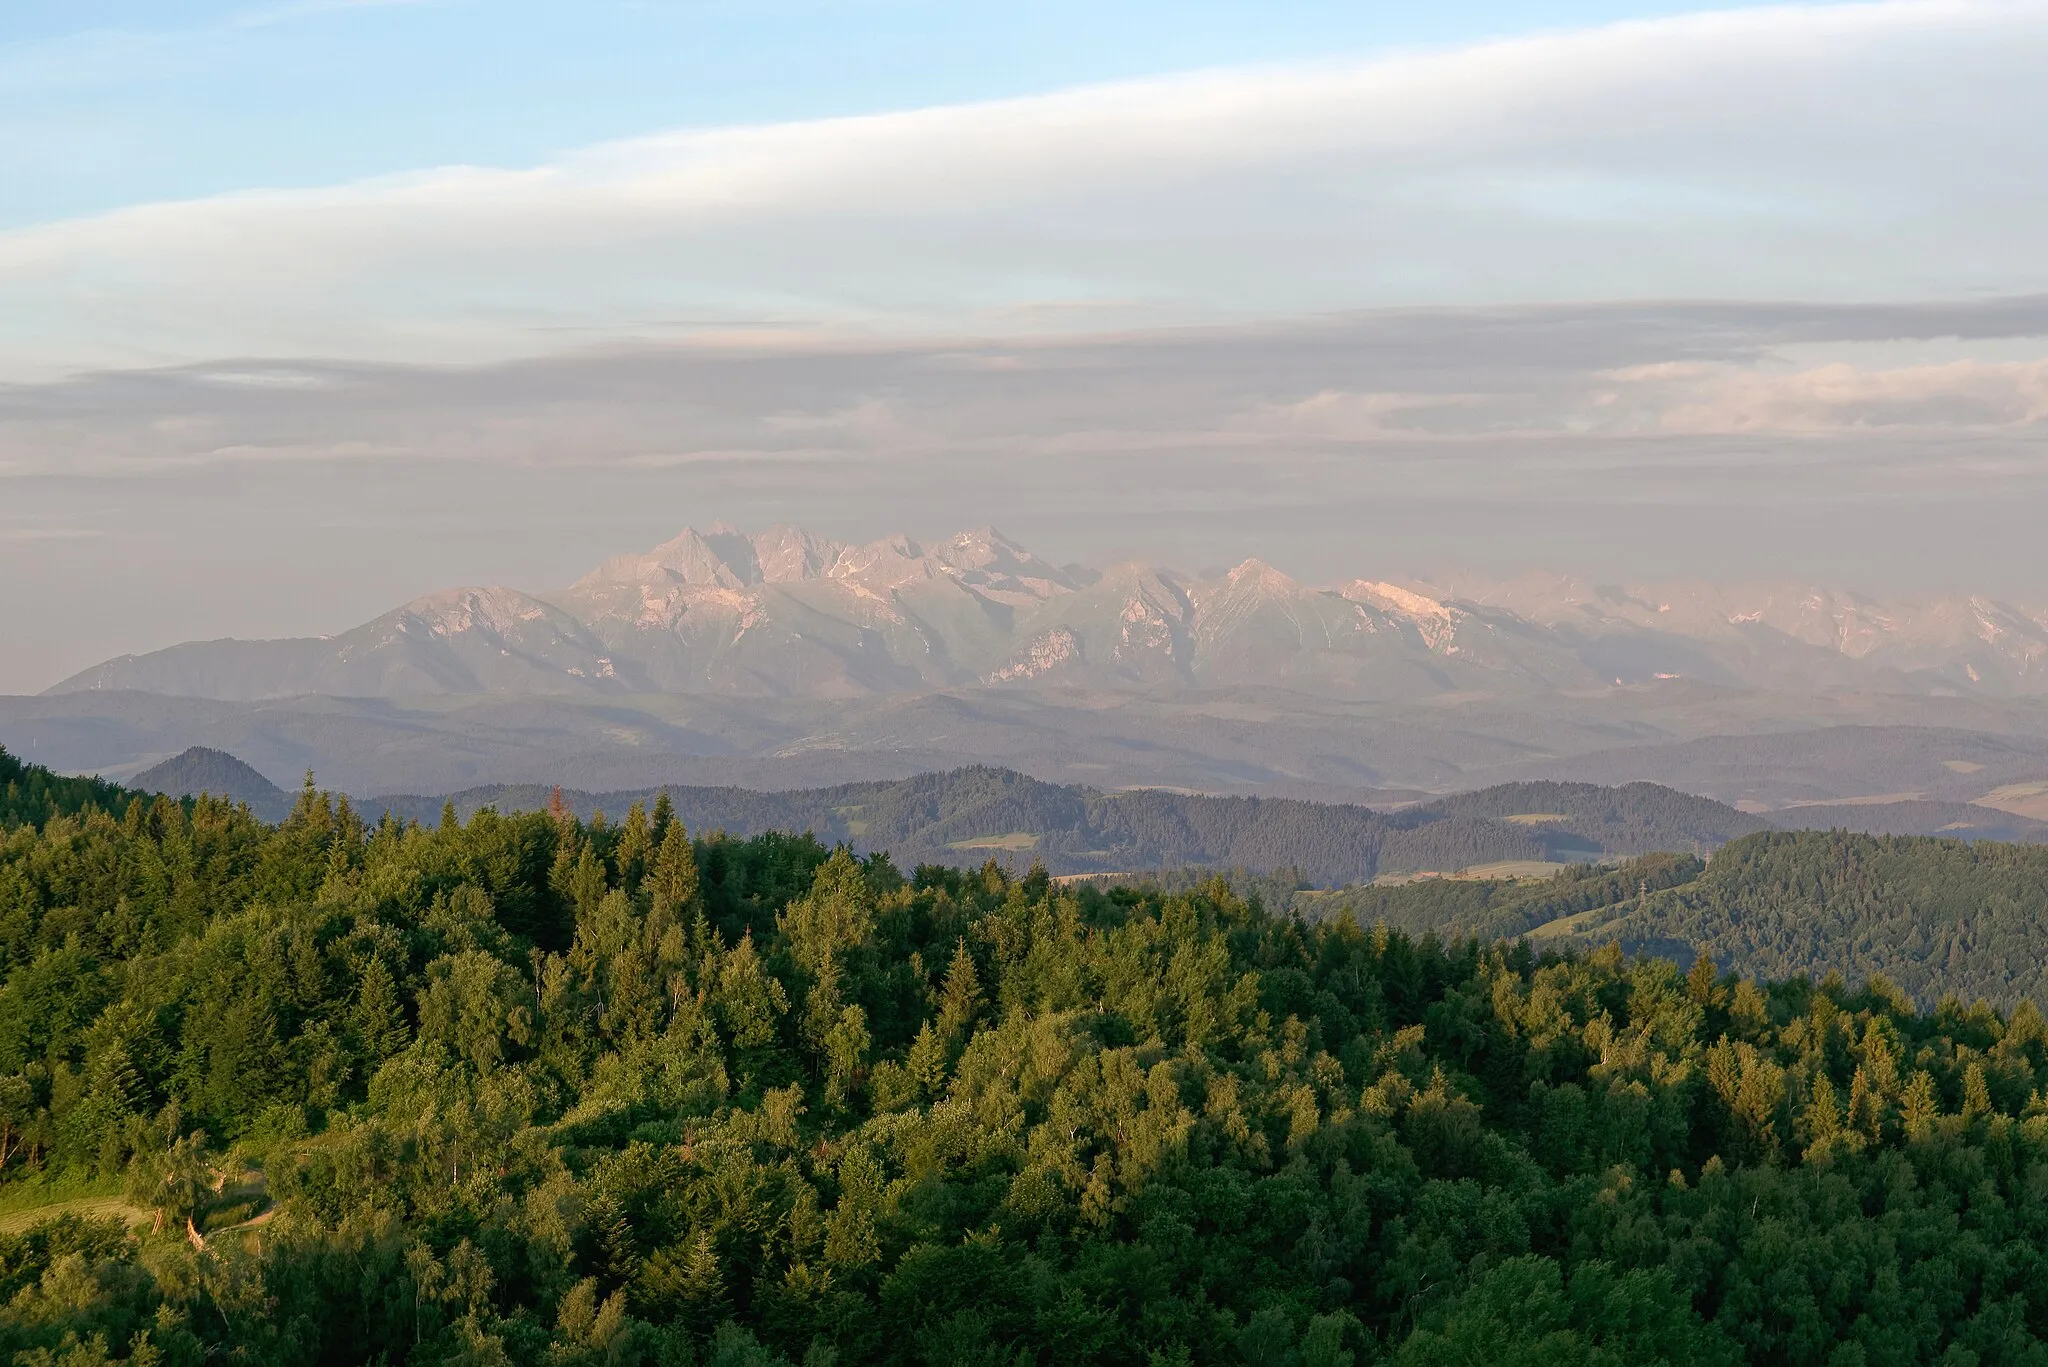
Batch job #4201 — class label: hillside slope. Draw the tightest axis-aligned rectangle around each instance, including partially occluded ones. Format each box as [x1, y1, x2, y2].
[132, 745, 291, 821]
[0, 744, 131, 830]
[14, 784, 2048, 1363]
[1312, 831, 2048, 1009]
[369, 767, 1772, 883]
[1413, 779, 1770, 854]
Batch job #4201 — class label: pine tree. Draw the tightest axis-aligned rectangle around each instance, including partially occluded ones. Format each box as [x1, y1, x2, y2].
[801, 955, 845, 1060]
[584, 1191, 635, 1291]
[938, 938, 982, 1046]
[906, 1020, 948, 1099]
[614, 802, 652, 895]
[1901, 1069, 1941, 1134]
[649, 821, 700, 914]
[558, 844, 608, 926]
[1963, 1061, 1994, 1123]
[1686, 954, 1723, 1008]
[778, 848, 874, 978]
[355, 956, 410, 1062]
[822, 1004, 870, 1110]
[1804, 1073, 1842, 1155]
[715, 931, 788, 1050]
[678, 1228, 727, 1325]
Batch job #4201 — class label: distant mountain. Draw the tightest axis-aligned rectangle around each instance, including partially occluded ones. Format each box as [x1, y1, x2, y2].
[132, 746, 291, 821]
[45, 523, 2048, 702]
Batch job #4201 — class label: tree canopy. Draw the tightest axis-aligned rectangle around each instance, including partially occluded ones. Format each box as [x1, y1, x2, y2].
[4, 778, 2048, 1364]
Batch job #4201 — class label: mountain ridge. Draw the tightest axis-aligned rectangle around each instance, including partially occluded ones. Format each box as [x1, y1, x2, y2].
[364, 768, 1772, 884]
[45, 523, 2048, 702]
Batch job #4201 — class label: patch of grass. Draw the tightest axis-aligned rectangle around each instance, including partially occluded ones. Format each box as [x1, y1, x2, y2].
[1504, 812, 1569, 825]
[1376, 860, 1571, 886]
[945, 832, 1040, 851]
[1521, 906, 1618, 942]
[0, 1184, 150, 1236]
[0, 1170, 120, 1218]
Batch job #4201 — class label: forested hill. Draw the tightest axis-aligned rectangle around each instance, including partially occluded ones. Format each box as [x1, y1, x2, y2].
[131, 745, 290, 822]
[1305, 829, 2048, 1010]
[370, 768, 1767, 883]
[1415, 780, 1770, 853]
[14, 787, 2048, 1363]
[0, 743, 131, 830]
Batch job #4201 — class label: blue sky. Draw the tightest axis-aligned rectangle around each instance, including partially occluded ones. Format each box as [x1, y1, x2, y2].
[6, 0, 1866, 228]
[6, 0, 2041, 381]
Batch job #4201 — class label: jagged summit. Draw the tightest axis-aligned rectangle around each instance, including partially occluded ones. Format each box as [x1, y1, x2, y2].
[44, 523, 2048, 703]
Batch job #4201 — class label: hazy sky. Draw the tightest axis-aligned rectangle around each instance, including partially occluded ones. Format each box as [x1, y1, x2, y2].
[3, 1, 2045, 693]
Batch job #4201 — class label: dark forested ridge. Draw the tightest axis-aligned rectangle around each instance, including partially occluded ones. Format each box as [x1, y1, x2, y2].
[1602, 832, 2048, 1010]
[367, 769, 1778, 884]
[1308, 830, 2048, 1011]
[367, 767, 1478, 884]
[131, 746, 289, 822]
[0, 744, 131, 832]
[1297, 852, 1709, 943]
[1414, 781, 1770, 854]
[9, 761, 2048, 1364]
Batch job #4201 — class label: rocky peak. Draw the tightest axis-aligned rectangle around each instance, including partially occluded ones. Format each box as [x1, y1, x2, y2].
[749, 524, 844, 583]
[395, 587, 573, 638]
[1340, 580, 1454, 622]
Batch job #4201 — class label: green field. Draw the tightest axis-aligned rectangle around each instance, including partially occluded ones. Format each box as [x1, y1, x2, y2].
[1375, 858, 1571, 885]
[943, 831, 1040, 851]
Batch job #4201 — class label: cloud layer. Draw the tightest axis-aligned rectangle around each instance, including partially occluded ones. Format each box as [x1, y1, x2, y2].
[3, 1, 2047, 377]
[5, 296, 2044, 698]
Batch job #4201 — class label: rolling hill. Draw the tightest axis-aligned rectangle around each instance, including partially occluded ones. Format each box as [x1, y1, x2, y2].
[131, 745, 292, 822]
[1305, 830, 2048, 1010]
[367, 768, 1777, 884]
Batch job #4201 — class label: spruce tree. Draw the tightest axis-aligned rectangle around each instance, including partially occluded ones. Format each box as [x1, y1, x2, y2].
[649, 821, 700, 914]
[355, 956, 410, 1063]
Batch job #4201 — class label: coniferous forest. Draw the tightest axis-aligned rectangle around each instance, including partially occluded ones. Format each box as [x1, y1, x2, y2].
[9, 753, 2048, 1364]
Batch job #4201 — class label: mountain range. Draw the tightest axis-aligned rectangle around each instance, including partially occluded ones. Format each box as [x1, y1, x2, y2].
[47, 524, 2048, 702]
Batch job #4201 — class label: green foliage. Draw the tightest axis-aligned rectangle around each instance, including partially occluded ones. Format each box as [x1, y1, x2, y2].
[8, 790, 2048, 1364]
[0, 747, 133, 833]
[1322, 832, 2048, 1011]
[1298, 853, 1705, 939]
[1606, 830, 2048, 1008]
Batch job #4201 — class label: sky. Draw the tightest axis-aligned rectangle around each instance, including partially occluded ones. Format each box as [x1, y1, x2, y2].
[2, 0, 2045, 693]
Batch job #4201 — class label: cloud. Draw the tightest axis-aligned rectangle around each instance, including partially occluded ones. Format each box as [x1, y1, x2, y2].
[9, 297, 2048, 695]
[1, 1, 2046, 378]
[6, 297, 2045, 481]
[1599, 357, 2048, 433]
